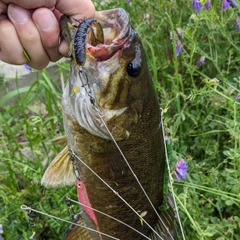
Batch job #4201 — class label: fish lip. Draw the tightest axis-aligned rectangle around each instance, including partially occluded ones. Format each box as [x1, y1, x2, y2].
[65, 9, 133, 140]
[87, 8, 132, 61]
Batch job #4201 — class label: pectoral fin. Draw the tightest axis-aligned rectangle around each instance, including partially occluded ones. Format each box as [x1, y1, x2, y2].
[51, 135, 67, 145]
[41, 146, 76, 188]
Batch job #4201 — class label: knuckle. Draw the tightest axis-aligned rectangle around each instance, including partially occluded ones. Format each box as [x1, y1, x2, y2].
[0, 20, 26, 64]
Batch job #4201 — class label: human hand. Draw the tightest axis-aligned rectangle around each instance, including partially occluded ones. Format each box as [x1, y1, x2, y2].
[0, 0, 95, 69]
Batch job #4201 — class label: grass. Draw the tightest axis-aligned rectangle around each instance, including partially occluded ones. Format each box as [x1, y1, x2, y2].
[1, 0, 240, 239]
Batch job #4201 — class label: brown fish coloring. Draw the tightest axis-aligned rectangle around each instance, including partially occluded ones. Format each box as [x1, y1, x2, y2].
[41, 8, 179, 240]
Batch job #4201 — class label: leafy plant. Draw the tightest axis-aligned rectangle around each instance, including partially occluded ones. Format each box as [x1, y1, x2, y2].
[1, 0, 240, 239]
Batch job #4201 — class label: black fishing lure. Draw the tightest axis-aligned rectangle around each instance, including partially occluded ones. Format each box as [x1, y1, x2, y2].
[73, 17, 97, 66]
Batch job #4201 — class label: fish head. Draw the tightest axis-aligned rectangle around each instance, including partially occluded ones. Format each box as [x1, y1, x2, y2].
[62, 8, 151, 140]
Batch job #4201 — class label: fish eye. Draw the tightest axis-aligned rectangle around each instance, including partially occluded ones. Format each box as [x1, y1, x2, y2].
[127, 60, 141, 77]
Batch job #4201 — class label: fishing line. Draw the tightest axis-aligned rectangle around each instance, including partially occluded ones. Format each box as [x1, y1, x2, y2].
[66, 197, 152, 240]
[93, 110, 175, 240]
[69, 148, 164, 240]
[20, 205, 120, 240]
[74, 68, 175, 238]
[78, 70, 96, 106]
[160, 108, 186, 240]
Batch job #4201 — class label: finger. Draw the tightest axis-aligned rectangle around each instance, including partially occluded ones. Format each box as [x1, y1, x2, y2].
[7, 3, 50, 69]
[32, 8, 62, 62]
[0, 1, 7, 14]
[0, 18, 26, 64]
[1, 0, 95, 18]
[56, 0, 95, 20]
[0, 13, 7, 20]
[58, 38, 70, 57]
[1, 0, 56, 9]
[53, 8, 62, 22]
[56, 0, 95, 56]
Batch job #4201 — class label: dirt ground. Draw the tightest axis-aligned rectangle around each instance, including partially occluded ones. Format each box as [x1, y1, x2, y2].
[0, 61, 31, 79]
[0, 60, 62, 104]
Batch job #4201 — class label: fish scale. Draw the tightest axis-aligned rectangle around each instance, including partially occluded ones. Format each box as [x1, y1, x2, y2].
[62, 91, 163, 239]
[41, 8, 179, 239]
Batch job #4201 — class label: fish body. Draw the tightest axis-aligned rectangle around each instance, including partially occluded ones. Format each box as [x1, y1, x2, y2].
[42, 8, 178, 239]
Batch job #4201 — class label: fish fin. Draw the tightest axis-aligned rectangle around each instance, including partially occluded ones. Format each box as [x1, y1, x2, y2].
[41, 146, 76, 188]
[51, 135, 67, 145]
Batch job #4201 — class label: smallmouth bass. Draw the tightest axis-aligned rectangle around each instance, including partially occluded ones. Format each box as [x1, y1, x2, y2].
[41, 8, 179, 240]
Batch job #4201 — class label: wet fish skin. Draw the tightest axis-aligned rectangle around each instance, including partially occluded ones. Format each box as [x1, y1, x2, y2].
[65, 212, 98, 240]
[42, 8, 178, 239]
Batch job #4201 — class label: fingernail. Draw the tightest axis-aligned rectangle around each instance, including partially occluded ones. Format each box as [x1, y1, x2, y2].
[8, 4, 30, 23]
[35, 10, 54, 31]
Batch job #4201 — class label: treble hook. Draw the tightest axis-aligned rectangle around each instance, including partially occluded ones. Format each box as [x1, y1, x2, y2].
[21, 205, 35, 227]
[66, 196, 76, 218]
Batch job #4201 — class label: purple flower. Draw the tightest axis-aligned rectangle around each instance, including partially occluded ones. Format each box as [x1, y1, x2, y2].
[176, 40, 182, 57]
[197, 56, 205, 67]
[192, 0, 202, 13]
[170, 28, 184, 57]
[222, 0, 230, 10]
[125, 0, 130, 3]
[164, 136, 170, 141]
[0, 223, 4, 240]
[24, 64, 32, 72]
[236, 93, 240, 102]
[204, 0, 211, 10]
[170, 28, 184, 41]
[175, 158, 188, 182]
[236, 16, 240, 30]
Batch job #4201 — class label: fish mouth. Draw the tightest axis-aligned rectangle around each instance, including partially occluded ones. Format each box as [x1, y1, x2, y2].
[82, 8, 134, 111]
[86, 8, 132, 62]
[65, 8, 135, 140]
